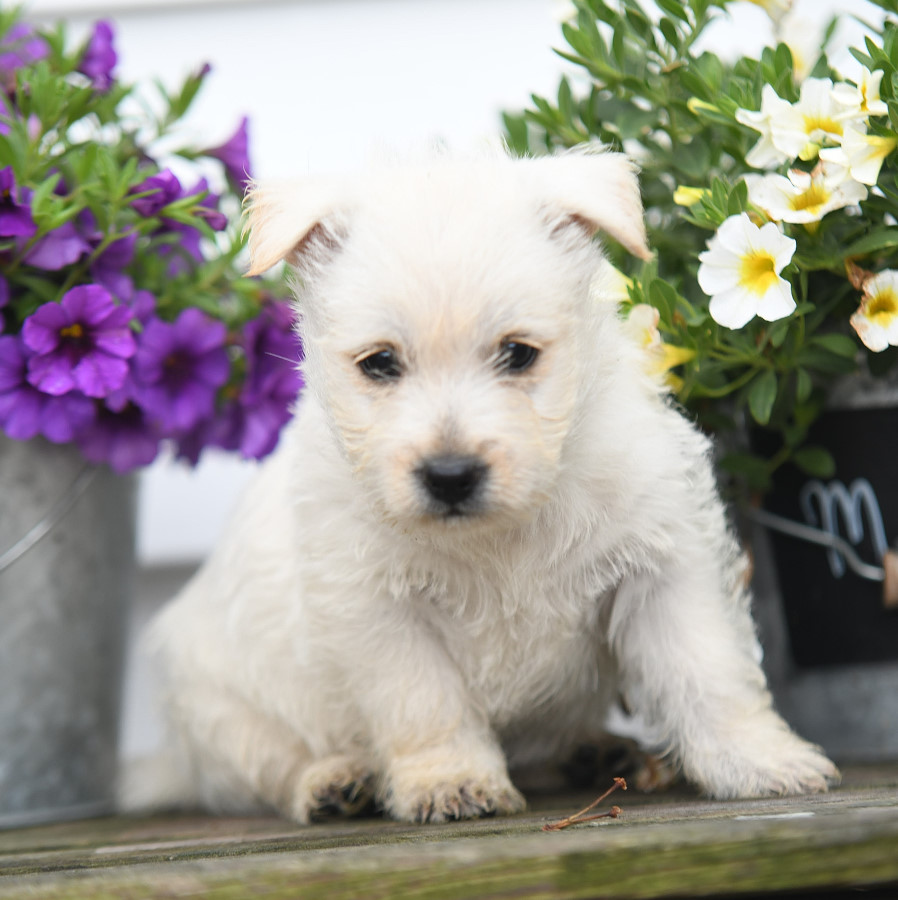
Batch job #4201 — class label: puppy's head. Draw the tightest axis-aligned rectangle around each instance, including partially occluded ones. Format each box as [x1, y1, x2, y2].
[246, 149, 650, 531]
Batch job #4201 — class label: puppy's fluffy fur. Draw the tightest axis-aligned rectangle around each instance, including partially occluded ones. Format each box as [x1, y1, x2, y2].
[145, 149, 838, 823]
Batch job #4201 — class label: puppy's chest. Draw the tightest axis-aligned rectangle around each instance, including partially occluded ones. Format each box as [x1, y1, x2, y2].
[421, 567, 608, 719]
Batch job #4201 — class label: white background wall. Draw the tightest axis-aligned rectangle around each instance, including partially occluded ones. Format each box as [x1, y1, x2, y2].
[23, 0, 878, 565]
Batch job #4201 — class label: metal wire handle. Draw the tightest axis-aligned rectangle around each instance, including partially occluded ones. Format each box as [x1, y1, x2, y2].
[747, 505, 886, 583]
[746, 505, 898, 609]
[0, 465, 98, 573]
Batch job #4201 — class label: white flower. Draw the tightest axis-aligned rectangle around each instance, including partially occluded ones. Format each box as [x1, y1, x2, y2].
[850, 270, 898, 352]
[745, 164, 867, 224]
[832, 68, 888, 119]
[792, 77, 847, 159]
[697, 213, 796, 329]
[738, 79, 849, 169]
[623, 304, 695, 386]
[819, 123, 898, 186]
[737, 85, 805, 168]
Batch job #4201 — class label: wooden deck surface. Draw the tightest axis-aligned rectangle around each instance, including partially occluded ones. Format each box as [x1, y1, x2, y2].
[1, 764, 897, 899]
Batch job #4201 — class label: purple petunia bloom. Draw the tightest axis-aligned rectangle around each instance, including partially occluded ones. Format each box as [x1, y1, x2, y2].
[132, 307, 230, 433]
[176, 300, 301, 463]
[125, 289, 156, 326]
[23, 220, 92, 270]
[205, 117, 252, 195]
[0, 166, 37, 238]
[0, 23, 49, 91]
[22, 285, 137, 398]
[77, 21, 116, 92]
[130, 169, 184, 217]
[76, 398, 161, 472]
[235, 300, 302, 456]
[0, 334, 95, 442]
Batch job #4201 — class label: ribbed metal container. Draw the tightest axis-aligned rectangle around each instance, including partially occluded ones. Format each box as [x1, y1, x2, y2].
[0, 435, 135, 828]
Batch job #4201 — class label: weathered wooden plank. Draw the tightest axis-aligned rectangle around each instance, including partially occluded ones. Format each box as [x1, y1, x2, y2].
[1, 766, 896, 899]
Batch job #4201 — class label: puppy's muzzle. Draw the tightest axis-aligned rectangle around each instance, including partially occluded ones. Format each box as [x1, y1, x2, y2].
[417, 454, 487, 515]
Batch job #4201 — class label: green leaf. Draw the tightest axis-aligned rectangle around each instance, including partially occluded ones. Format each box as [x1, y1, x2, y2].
[659, 17, 680, 49]
[717, 452, 771, 493]
[810, 333, 859, 358]
[748, 369, 777, 425]
[792, 445, 836, 478]
[655, 0, 689, 23]
[844, 228, 898, 257]
[795, 368, 813, 403]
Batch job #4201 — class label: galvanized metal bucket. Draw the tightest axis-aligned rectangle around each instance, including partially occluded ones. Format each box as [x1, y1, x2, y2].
[0, 435, 134, 828]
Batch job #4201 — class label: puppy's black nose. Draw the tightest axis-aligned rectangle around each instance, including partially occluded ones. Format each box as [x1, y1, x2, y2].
[418, 455, 487, 509]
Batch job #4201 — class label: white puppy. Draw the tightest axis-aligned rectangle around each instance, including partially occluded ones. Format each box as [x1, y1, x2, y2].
[146, 149, 838, 823]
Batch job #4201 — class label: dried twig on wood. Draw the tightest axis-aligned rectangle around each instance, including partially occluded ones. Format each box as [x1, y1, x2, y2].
[542, 777, 627, 832]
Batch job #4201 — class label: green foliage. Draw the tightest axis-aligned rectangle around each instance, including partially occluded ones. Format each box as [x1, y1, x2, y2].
[0, 15, 285, 336]
[504, 0, 898, 499]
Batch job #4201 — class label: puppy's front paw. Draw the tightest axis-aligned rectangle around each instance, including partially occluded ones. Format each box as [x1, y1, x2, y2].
[291, 754, 376, 823]
[384, 751, 525, 823]
[393, 778, 525, 824]
[687, 717, 840, 800]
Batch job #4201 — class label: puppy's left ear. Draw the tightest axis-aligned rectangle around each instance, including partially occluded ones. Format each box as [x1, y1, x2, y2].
[243, 176, 351, 276]
[534, 149, 653, 261]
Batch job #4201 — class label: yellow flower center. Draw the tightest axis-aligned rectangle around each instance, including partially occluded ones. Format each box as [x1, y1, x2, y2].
[803, 114, 842, 137]
[790, 182, 830, 215]
[866, 286, 898, 323]
[60, 323, 85, 340]
[739, 251, 780, 296]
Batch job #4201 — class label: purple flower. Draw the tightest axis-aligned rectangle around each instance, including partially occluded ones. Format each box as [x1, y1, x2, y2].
[177, 301, 301, 462]
[236, 301, 301, 455]
[76, 399, 161, 472]
[126, 289, 156, 325]
[205, 117, 252, 195]
[0, 24, 49, 91]
[91, 232, 136, 299]
[162, 179, 227, 276]
[130, 169, 184, 217]
[23, 220, 92, 270]
[22, 285, 137, 397]
[0, 166, 36, 238]
[77, 21, 117, 92]
[193, 180, 228, 232]
[0, 335, 95, 441]
[132, 308, 230, 432]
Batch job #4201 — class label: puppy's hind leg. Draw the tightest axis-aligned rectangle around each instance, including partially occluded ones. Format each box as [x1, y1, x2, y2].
[162, 686, 375, 823]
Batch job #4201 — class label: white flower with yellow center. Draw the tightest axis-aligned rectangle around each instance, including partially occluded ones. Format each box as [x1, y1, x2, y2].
[745, 164, 867, 224]
[697, 213, 796, 329]
[623, 303, 695, 387]
[819, 123, 898, 186]
[832, 68, 888, 119]
[738, 78, 847, 168]
[850, 270, 898, 352]
[792, 77, 847, 159]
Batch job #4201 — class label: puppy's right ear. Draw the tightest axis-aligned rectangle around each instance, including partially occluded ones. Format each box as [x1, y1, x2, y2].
[244, 177, 351, 276]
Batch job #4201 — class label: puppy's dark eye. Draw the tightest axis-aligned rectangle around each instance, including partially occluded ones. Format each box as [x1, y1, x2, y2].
[498, 340, 540, 374]
[358, 349, 402, 381]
